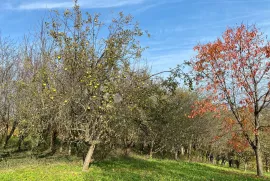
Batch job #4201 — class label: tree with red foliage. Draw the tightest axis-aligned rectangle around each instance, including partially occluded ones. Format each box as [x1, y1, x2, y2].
[191, 24, 270, 176]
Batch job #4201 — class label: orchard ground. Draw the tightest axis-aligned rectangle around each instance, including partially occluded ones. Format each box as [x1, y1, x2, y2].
[0, 155, 269, 181]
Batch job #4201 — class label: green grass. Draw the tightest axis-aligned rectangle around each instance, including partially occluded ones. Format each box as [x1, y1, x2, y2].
[0, 156, 269, 181]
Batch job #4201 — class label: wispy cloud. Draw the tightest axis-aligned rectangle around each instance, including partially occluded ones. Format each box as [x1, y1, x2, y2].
[133, 3, 160, 14]
[18, 2, 72, 10]
[8, 0, 145, 10]
[133, 0, 184, 14]
[193, 0, 270, 4]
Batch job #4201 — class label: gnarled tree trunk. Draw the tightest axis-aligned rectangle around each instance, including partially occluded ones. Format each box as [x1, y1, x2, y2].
[266, 156, 269, 173]
[68, 142, 72, 156]
[254, 115, 263, 177]
[180, 146, 185, 156]
[17, 134, 25, 151]
[3, 121, 17, 148]
[254, 145, 263, 176]
[174, 150, 179, 160]
[82, 144, 96, 171]
[149, 140, 154, 159]
[50, 129, 58, 153]
[244, 162, 248, 172]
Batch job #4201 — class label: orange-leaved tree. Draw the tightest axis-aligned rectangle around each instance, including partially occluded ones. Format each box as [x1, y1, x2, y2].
[191, 24, 270, 176]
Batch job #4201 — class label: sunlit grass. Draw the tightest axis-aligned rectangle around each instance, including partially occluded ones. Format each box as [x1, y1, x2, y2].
[0, 156, 269, 181]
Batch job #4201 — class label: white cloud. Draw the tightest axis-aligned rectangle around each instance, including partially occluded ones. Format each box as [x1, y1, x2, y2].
[11, 0, 145, 10]
[133, 0, 184, 14]
[133, 3, 160, 14]
[193, 0, 270, 4]
[18, 2, 72, 10]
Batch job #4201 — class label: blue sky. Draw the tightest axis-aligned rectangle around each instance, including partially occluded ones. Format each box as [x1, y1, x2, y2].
[0, 0, 270, 73]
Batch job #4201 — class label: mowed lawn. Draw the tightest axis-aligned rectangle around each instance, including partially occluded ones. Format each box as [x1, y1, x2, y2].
[0, 156, 269, 181]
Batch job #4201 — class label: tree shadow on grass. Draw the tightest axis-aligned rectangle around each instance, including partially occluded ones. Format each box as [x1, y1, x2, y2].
[86, 157, 269, 181]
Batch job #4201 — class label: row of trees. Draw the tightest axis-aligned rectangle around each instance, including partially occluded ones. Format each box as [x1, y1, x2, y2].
[0, 2, 269, 177]
[0, 3, 208, 171]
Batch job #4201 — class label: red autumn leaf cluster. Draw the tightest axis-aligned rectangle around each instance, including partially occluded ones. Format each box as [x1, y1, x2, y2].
[227, 132, 249, 153]
[192, 24, 270, 110]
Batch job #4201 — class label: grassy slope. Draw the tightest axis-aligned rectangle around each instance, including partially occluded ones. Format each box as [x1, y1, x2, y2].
[0, 156, 269, 181]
